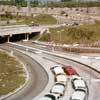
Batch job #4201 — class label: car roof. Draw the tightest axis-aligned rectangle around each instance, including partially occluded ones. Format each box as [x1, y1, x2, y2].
[63, 67, 76, 75]
[71, 91, 86, 100]
[52, 67, 65, 75]
[51, 84, 65, 94]
[56, 74, 67, 82]
[73, 80, 86, 87]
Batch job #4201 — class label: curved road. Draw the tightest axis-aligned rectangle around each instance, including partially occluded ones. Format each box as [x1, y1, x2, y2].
[13, 42, 100, 100]
[0, 45, 48, 100]
[0, 43, 100, 100]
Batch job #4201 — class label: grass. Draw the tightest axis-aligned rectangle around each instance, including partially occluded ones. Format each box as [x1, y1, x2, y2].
[39, 21, 100, 44]
[0, 14, 57, 25]
[32, 14, 57, 25]
[0, 51, 26, 96]
[17, 14, 57, 25]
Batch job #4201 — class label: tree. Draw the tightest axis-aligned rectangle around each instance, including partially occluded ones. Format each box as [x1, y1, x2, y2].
[61, 0, 72, 2]
[15, 0, 25, 6]
[33, 0, 39, 6]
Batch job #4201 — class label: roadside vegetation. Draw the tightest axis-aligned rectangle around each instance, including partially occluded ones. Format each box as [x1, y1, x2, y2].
[1, 0, 100, 7]
[0, 51, 26, 96]
[45, 1, 100, 8]
[0, 0, 100, 7]
[39, 21, 100, 44]
[31, 14, 57, 25]
[0, 14, 57, 25]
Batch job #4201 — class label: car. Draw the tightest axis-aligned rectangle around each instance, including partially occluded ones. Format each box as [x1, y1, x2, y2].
[50, 83, 65, 97]
[55, 74, 68, 86]
[50, 65, 65, 75]
[38, 93, 58, 100]
[34, 51, 42, 54]
[72, 79, 87, 92]
[72, 22, 79, 26]
[70, 90, 87, 100]
[62, 66, 77, 75]
[29, 21, 39, 27]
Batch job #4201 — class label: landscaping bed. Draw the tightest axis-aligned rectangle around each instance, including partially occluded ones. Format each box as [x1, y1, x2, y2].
[0, 51, 26, 96]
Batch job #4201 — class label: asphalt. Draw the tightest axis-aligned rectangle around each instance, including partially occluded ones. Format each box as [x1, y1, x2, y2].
[8, 42, 100, 100]
[0, 45, 49, 100]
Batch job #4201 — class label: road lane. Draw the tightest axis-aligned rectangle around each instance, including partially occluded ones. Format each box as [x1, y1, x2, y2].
[13, 42, 100, 100]
[1, 43, 100, 100]
[0, 45, 48, 100]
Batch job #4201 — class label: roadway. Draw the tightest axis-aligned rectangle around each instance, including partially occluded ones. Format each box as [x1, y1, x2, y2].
[0, 44, 48, 100]
[0, 24, 60, 36]
[4, 42, 100, 100]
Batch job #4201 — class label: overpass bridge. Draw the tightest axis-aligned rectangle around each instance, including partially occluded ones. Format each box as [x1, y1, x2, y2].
[0, 24, 60, 42]
[0, 25, 46, 42]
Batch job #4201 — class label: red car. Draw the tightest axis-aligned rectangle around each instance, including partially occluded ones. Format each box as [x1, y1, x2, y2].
[63, 66, 77, 75]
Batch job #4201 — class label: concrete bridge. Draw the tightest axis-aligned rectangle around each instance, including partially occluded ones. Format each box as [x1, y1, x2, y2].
[0, 25, 46, 42]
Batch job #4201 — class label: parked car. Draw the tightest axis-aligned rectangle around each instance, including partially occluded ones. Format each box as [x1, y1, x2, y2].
[72, 79, 87, 92]
[62, 66, 77, 75]
[38, 93, 59, 100]
[50, 65, 65, 75]
[50, 83, 65, 97]
[55, 74, 68, 86]
[70, 90, 87, 100]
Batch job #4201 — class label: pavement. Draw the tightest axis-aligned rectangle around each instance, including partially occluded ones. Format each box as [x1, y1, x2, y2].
[32, 41, 100, 73]
[12, 48, 56, 100]
[9, 42, 100, 100]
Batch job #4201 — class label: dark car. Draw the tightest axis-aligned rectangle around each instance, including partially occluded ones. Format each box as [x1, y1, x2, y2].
[72, 22, 79, 26]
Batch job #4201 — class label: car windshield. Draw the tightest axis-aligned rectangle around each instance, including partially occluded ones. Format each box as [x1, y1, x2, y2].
[72, 75, 82, 80]
[51, 84, 65, 93]
[45, 94, 56, 100]
[71, 91, 85, 100]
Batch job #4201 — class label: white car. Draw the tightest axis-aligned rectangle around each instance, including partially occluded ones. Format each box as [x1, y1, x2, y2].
[50, 66, 65, 75]
[50, 83, 65, 96]
[72, 79, 87, 91]
[55, 74, 68, 86]
[34, 51, 42, 54]
[70, 90, 86, 100]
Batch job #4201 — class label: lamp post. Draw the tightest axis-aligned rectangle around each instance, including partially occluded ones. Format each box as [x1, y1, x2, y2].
[57, 31, 61, 46]
[47, 29, 53, 52]
[57, 29, 64, 51]
[57, 29, 64, 44]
